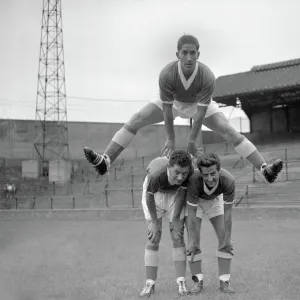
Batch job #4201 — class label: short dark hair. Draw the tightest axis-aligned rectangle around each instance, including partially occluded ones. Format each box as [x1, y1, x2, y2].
[197, 153, 221, 171]
[169, 149, 192, 169]
[177, 34, 200, 51]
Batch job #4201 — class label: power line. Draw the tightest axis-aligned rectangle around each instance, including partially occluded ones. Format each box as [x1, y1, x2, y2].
[67, 96, 149, 103]
[0, 96, 150, 106]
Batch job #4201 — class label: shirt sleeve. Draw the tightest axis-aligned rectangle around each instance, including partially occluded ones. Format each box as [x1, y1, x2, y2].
[179, 181, 188, 190]
[146, 175, 160, 195]
[223, 180, 235, 204]
[196, 66, 215, 107]
[186, 177, 199, 207]
[159, 70, 175, 105]
[196, 81, 215, 107]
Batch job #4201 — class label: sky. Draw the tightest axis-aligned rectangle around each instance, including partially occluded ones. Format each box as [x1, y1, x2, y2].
[0, 0, 299, 129]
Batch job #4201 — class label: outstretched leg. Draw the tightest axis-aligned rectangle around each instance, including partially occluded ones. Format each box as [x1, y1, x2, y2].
[203, 111, 283, 183]
[84, 102, 164, 175]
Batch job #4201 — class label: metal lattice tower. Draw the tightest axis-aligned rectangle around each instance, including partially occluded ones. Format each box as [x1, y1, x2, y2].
[34, 0, 69, 165]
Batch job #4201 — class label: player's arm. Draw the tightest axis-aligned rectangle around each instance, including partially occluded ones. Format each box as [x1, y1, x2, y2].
[172, 187, 187, 221]
[224, 201, 233, 242]
[170, 187, 187, 237]
[223, 180, 235, 247]
[188, 77, 215, 157]
[159, 71, 176, 156]
[146, 192, 161, 243]
[172, 167, 194, 221]
[187, 202, 198, 244]
[146, 177, 162, 243]
[146, 176, 160, 222]
[186, 179, 200, 257]
[146, 192, 158, 222]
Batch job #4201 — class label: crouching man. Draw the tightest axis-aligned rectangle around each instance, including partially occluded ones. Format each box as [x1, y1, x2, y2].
[140, 150, 193, 297]
[186, 152, 236, 295]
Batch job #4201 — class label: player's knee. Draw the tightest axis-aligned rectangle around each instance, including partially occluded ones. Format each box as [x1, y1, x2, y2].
[222, 122, 243, 145]
[146, 242, 159, 251]
[146, 233, 162, 250]
[170, 229, 185, 248]
[127, 111, 147, 131]
[173, 238, 185, 248]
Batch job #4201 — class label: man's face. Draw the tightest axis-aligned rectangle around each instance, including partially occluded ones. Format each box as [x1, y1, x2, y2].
[176, 44, 199, 74]
[200, 164, 220, 188]
[167, 164, 190, 185]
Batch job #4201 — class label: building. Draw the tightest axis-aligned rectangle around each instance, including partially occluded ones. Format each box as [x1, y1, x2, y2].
[213, 58, 300, 134]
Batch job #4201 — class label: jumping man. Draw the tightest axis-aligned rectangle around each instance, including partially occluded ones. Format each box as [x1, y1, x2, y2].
[84, 34, 282, 183]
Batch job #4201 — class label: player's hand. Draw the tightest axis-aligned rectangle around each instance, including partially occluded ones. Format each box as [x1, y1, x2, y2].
[148, 220, 162, 244]
[186, 244, 198, 262]
[187, 142, 203, 158]
[195, 147, 204, 158]
[226, 240, 234, 256]
[223, 235, 234, 256]
[162, 138, 175, 158]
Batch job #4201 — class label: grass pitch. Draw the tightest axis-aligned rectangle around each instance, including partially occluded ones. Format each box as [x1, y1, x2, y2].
[0, 215, 299, 300]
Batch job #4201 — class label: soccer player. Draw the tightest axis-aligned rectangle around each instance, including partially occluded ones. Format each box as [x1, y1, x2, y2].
[139, 150, 193, 297]
[83, 34, 282, 183]
[185, 153, 236, 295]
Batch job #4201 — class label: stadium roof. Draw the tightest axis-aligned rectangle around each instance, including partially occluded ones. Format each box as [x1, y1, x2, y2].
[213, 58, 300, 101]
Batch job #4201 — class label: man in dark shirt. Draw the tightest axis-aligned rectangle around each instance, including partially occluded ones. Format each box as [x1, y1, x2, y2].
[186, 153, 235, 295]
[140, 150, 193, 297]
